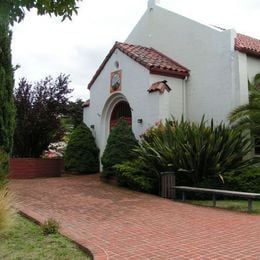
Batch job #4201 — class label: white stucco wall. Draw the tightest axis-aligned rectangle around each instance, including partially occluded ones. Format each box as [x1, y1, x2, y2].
[149, 74, 184, 121]
[247, 56, 260, 81]
[83, 49, 184, 157]
[126, 5, 238, 124]
[234, 53, 260, 108]
[233, 52, 249, 107]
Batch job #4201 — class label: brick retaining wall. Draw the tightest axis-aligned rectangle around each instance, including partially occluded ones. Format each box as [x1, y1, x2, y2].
[9, 158, 64, 179]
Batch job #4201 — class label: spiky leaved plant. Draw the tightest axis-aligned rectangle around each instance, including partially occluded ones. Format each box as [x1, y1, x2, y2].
[0, 186, 16, 232]
[136, 117, 254, 186]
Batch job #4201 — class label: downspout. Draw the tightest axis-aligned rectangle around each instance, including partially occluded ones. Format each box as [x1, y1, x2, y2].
[182, 76, 188, 120]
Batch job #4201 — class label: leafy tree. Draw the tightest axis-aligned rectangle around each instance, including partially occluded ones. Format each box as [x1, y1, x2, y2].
[64, 99, 83, 129]
[101, 119, 138, 180]
[64, 123, 99, 174]
[0, 0, 81, 181]
[1, 0, 81, 25]
[13, 74, 72, 157]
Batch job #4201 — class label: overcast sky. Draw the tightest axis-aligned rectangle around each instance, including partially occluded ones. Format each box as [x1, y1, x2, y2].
[12, 0, 260, 101]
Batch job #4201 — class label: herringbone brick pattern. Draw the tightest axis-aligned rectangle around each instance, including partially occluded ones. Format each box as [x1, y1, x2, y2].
[10, 175, 260, 259]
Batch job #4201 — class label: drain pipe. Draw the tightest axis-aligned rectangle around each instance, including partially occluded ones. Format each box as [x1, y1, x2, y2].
[182, 76, 188, 120]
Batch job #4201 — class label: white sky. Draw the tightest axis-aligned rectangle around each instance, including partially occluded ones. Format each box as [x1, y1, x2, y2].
[12, 0, 260, 101]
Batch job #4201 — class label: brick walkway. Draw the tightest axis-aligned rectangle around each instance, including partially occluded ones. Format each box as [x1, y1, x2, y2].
[10, 175, 260, 260]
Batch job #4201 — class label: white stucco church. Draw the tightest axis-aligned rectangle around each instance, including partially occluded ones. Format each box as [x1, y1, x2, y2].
[83, 0, 260, 158]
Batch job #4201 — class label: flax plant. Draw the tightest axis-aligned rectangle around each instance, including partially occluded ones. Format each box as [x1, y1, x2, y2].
[136, 117, 254, 186]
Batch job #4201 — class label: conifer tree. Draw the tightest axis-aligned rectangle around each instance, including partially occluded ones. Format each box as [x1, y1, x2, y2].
[0, 19, 15, 182]
[64, 123, 99, 174]
[101, 119, 138, 179]
[0, 21, 15, 153]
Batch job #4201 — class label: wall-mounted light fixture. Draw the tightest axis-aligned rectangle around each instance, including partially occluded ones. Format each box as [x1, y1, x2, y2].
[137, 119, 143, 124]
[90, 125, 95, 129]
[114, 61, 119, 68]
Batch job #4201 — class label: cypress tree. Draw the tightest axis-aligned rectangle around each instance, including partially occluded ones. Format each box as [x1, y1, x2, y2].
[101, 119, 138, 179]
[0, 17, 15, 182]
[64, 123, 99, 174]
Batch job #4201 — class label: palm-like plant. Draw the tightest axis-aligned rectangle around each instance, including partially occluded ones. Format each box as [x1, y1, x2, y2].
[136, 117, 253, 186]
[229, 73, 260, 135]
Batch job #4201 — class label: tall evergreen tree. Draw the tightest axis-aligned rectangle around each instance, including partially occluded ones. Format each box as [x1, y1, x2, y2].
[0, 18, 15, 182]
[0, 20, 15, 154]
[101, 119, 138, 179]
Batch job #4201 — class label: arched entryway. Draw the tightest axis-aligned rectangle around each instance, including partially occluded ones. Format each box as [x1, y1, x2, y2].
[110, 101, 132, 129]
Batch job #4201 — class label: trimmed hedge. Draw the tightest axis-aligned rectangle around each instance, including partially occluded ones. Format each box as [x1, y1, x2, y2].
[101, 119, 138, 180]
[114, 160, 158, 193]
[224, 167, 260, 193]
[64, 123, 99, 174]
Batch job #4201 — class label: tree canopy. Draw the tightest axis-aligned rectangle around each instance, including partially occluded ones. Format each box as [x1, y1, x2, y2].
[13, 74, 72, 157]
[0, 0, 82, 24]
[65, 99, 83, 129]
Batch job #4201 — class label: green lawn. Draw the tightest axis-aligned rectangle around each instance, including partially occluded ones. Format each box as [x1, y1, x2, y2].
[0, 215, 91, 260]
[188, 200, 260, 214]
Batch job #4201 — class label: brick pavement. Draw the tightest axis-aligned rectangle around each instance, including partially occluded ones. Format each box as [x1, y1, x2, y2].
[10, 175, 260, 259]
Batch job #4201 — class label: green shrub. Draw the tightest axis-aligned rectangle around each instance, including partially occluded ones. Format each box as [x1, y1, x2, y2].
[114, 160, 158, 193]
[136, 117, 254, 186]
[224, 166, 260, 193]
[101, 119, 138, 179]
[0, 186, 16, 232]
[64, 123, 99, 174]
[41, 218, 60, 235]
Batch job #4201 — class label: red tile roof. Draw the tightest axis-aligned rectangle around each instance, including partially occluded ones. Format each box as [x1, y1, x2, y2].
[148, 80, 171, 94]
[235, 33, 260, 58]
[88, 42, 189, 89]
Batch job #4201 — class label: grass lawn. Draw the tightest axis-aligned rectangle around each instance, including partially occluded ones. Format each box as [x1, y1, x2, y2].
[188, 200, 260, 214]
[0, 215, 91, 260]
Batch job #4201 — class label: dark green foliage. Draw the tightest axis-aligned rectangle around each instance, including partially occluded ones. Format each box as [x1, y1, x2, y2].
[0, 0, 81, 25]
[0, 19, 15, 182]
[0, 20, 15, 155]
[0, 151, 8, 186]
[113, 160, 158, 194]
[64, 99, 83, 129]
[136, 117, 254, 187]
[0, 0, 80, 181]
[13, 75, 72, 158]
[101, 119, 138, 179]
[64, 123, 99, 174]
[224, 167, 260, 193]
